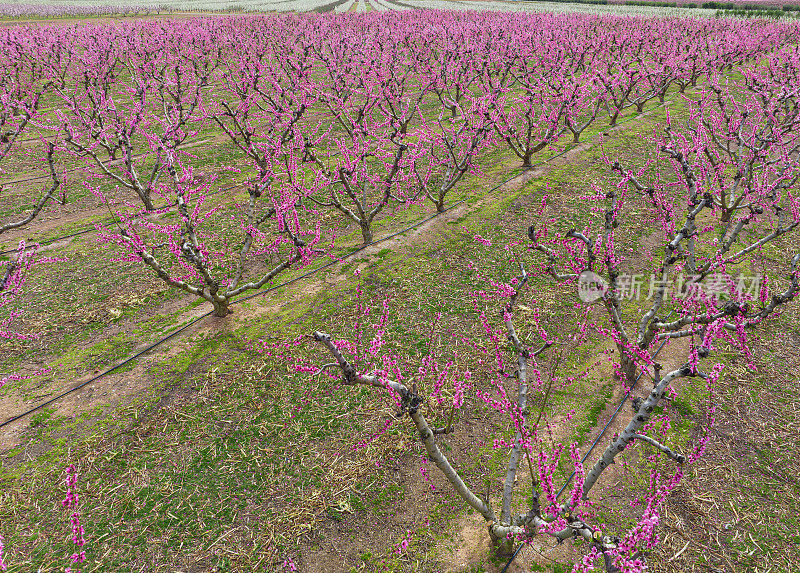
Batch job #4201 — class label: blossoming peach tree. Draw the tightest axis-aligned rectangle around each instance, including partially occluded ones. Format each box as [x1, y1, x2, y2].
[297, 47, 799, 571]
[0, 37, 65, 341]
[0, 32, 83, 573]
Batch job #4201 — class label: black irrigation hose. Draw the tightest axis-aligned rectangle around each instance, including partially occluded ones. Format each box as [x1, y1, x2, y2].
[553, 335, 672, 501]
[1, 134, 353, 257]
[1, 226, 94, 257]
[1, 94, 668, 257]
[500, 92, 682, 573]
[1, 132, 224, 188]
[2, 108, 343, 189]
[501, 538, 527, 573]
[500, 334, 672, 573]
[0, 312, 212, 430]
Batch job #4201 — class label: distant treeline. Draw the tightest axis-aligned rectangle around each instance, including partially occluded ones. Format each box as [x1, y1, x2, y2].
[628, 0, 800, 10]
[696, 1, 800, 9]
[714, 6, 800, 16]
[522, 0, 800, 13]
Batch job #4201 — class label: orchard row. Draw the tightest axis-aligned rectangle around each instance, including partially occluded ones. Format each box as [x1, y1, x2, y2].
[2, 11, 798, 318]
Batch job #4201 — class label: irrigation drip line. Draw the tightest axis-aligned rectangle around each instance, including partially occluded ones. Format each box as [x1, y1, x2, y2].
[0, 312, 212, 430]
[553, 335, 672, 501]
[500, 539, 526, 573]
[2, 107, 347, 188]
[497, 94, 679, 573]
[501, 331, 673, 573]
[1, 226, 93, 257]
[1, 136, 213, 188]
[9, 108, 343, 148]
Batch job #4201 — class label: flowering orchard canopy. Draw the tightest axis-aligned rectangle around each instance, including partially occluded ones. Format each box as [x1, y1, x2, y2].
[0, 8, 798, 573]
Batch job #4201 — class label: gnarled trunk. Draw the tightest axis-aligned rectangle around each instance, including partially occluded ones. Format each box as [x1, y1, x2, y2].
[360, 222, 373, 247]
[211, 298, 233, 317]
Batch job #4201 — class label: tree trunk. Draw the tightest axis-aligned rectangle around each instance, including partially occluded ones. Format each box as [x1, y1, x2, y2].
[522, 152, 533, 169]
[360, 222, 373, 247]
[618, 344, 638, 387]
[211, 298, 233, 317]
[138, 190, 155, 211]
[493, 536, 514, 559]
